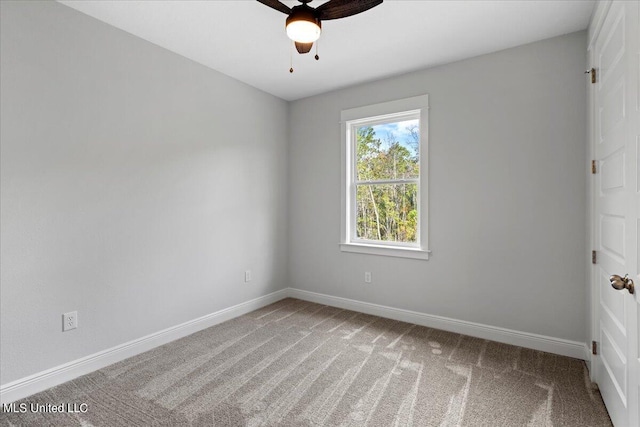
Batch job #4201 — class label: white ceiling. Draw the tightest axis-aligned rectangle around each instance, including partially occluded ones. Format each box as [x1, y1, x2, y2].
[58, 0, 595, 101]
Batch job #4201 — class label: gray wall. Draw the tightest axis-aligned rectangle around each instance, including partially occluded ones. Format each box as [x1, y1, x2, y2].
[288, 31, 588, 342]
[0, 1, 289, 384]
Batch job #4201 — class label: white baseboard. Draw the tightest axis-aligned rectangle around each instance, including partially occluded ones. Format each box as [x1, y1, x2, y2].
[584, 343, 593, 373]
[288, 288, 587, 361]
[1, 286, 588, 404]
[0, 289, 288, 404]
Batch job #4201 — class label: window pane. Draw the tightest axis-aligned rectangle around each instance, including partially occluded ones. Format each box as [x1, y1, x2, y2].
[356, 119, 419, 181]
[355, 183, 418, 243]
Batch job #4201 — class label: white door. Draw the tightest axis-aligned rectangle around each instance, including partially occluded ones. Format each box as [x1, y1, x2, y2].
[593, 1, 639, 426]
[631, 0, 640, 423]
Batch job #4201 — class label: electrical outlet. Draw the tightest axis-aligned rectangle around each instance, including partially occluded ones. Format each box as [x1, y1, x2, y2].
[62, 311, 77, 332]
[364, 272, 372, 283]
[245, 270, 252, 282]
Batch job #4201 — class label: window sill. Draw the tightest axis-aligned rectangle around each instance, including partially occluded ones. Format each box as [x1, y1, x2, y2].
[339, 243, 430, 260]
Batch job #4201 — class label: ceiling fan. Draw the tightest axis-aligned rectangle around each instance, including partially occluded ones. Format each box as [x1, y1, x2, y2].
[257, 0, 383, 56]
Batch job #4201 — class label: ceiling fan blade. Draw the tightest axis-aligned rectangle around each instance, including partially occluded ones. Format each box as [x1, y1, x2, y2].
[256, 0, 291, 15]
[316, 0, 382, 21]
[295, 41, 313, 54]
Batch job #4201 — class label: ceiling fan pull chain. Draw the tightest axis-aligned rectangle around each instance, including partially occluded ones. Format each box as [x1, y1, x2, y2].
[290, 41, 294, 73]
[315, 40, 319, 61]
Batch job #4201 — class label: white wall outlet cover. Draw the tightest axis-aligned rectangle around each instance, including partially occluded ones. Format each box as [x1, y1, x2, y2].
[63, 311, 78, 332]
[364, 272, 372, 283]
[245, 270, 252, 282]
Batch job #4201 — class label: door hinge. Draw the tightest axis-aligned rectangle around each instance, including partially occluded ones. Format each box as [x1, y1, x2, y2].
[586, 68, 596, 84]
[591, 160, 597, 174]
[592, 340, 598, 355]
[592, 250, 597, 264]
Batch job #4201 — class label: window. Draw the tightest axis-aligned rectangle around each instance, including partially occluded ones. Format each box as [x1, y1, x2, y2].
[340, 95, 429, 260]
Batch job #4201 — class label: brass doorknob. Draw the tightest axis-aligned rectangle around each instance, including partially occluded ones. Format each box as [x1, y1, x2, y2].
[609, 274, 635, 294]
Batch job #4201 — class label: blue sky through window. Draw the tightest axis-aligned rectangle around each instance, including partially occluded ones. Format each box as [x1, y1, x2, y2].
[365, 119, 419, 157]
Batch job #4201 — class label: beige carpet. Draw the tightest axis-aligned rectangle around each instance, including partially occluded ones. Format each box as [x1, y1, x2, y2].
[1, 298, 611, 426]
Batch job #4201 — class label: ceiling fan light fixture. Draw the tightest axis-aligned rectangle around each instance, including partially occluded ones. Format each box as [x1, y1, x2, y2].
[258, 0, 383, 61]
[286, 7, 321, 43]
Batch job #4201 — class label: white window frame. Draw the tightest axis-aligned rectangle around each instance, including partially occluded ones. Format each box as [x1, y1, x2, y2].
[340, 94, 430, 260]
